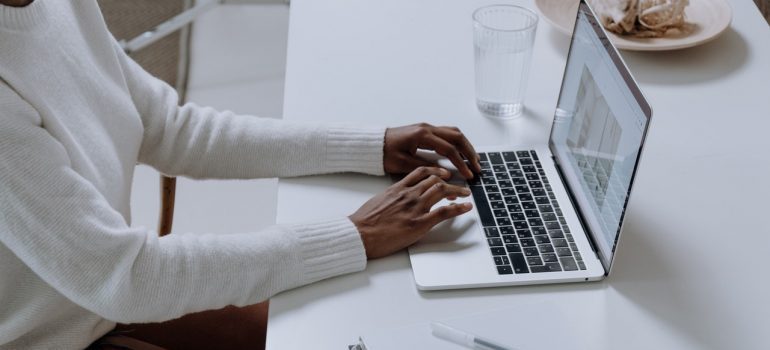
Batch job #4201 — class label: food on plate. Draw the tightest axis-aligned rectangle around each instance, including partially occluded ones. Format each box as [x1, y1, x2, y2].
[588, 0, 691, 38]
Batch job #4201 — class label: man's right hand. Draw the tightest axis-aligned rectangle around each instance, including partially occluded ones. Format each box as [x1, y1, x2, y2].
[349, 166, 473, 259]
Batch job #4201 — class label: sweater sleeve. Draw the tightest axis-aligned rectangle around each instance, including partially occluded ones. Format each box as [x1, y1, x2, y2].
[0, 109, 367, 323]
[112, 41, 385, 179]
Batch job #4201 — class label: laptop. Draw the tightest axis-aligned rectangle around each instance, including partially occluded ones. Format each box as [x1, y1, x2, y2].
[408, 0, 653, 290]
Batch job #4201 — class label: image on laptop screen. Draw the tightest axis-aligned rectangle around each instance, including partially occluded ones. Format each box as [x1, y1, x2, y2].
[549, 3, 651, 269]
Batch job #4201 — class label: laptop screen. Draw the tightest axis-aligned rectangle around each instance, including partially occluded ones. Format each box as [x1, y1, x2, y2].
[548, 2, 651, 270]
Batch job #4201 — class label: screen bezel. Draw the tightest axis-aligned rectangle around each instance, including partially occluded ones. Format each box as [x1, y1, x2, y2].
[548, 0, 653, 274]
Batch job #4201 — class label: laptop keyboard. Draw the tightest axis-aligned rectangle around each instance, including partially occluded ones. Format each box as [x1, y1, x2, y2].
[468, 151, 586, 275]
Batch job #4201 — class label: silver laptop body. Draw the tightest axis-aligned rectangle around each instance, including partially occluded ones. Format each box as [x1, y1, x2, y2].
[408, 0, 653, 290]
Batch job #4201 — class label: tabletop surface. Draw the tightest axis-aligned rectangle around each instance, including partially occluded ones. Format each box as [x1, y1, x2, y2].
[267, 1, 770, 349]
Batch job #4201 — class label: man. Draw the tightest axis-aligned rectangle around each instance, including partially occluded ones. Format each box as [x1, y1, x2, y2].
[0, 1, 479, 349]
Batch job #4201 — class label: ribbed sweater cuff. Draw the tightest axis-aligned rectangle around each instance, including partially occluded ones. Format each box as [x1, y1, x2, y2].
[326, 126, 386, 175]
[290, 218, 367, 284]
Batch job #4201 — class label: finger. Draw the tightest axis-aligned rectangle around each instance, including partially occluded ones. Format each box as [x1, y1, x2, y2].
[434, 127, 482, 173]
[396, 166, 451, 187]
[419, 135, 474, 180]
[421, 202, 474, 227]
[420, 182, 471, 208]
[411, 174, 446, 194]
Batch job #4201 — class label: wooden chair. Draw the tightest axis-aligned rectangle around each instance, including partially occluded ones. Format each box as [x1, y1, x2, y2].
[99, 0, 191, 236]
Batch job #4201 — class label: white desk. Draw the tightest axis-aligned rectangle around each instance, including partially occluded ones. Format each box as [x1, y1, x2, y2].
[267, 1, 770, 348]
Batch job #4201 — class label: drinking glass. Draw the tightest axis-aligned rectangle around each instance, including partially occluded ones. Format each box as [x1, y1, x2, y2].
[473, 5, 538, 119]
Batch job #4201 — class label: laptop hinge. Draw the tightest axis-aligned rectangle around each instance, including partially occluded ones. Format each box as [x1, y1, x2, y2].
[550, 155, 608, 274]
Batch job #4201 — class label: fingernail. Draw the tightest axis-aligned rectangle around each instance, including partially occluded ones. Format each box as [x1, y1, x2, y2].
[463, 203, 473, 209]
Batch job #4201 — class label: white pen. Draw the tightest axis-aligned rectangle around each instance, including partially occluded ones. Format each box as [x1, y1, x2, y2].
[430, 322, 519, 350]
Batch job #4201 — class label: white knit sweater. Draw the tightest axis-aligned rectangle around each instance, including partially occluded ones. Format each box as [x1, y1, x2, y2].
[0, 1, 385, 349]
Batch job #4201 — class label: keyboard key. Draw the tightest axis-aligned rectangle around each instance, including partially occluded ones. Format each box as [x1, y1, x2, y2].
[519, 193, 533, 201]
[578, 261, 587, 270]
[535, 235, 551, 244]
[524, 247, 539, 256]
[491, 247, 507, 256]
[502, 235, 517, 244]
[482, 177, 496, 185]
[542, 213, 557, 221]
[513, 221, 528, 230]
[522, 201, 536, 210]
[525, 209, 539, 218]
[535, 196, 550, 204]
[516, 186, 530, 194]
[485, 185, 500, 193]
[480, 162, 491, 170]
[522, 165, 536, 173]
[498, 180, 513, 188]
[520, 239, 536, 247]
[507, 204, 522, 212]
[556, 247, 572, 257]
[570, 243, 579, 251]
[497, 265, 513, 275]
[493, 209, 508, 218]
[509, 253, 529, 274]
[531, 151, 539, 160]
[545, 262, 563, 272]
[527, 256, 544, 266]
[488, 238, 503, 246]
[528, 218, 543, 227]
[560, 257, 579, 271]
[538, 204, 553, 212]
[549, 230, 565, 239]
[470, 186, 496, 227]
[538, 244, 555, 253]
[509, 170, 523, 177]
[491, 201, 505, 210]
[520, 158, 533, 165]
[484, 227, 500, 238]
[574, 252, 582, 261]
[504, 196, 518, 205]
[565, 234, 574, 243]
[531, 226, 547, 235]
[497, 217, 512, 226]
[552, 238, 568, 247]
[505, 243, 522, 252]
[526, 173, 540, 181]
[530, 265, 552, 273]
[502, 152, 517, 162]
[516, 229, 533, 239]
[532, 188, 546, 196]
[500, 226, 514, 235]
[545, 222, 561, 230]
[492, 165, 506, 173]
[512, 177, 527, 185]
[529, 180, 543, 188]
[481, 170, 494, 177]
[488, 193, 502, 201]
[489, 152, 504, 164]
[510, 212, 526, 221]
[516, 151, 530, 158]
[502, 188, 516, 196]
[543, 253, 558, 263]
[506, 162, 519, 169]
[494, 256, 505, 265]
[478, 153, 488, 161]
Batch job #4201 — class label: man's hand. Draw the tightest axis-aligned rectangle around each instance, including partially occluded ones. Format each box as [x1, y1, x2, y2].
[349, 166, 473, 259]
[384, 123, 482, 180]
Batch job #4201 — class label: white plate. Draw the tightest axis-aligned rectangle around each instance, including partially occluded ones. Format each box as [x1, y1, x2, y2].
[535, 0, 733, 51]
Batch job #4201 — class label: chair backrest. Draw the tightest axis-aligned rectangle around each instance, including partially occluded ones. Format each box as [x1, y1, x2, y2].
[99, 0, 192, 236]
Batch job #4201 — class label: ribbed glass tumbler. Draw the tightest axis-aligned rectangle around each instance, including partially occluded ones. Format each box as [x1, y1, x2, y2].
[473, 5, 538, 119]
